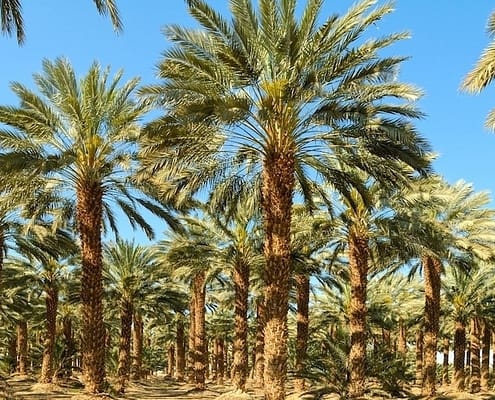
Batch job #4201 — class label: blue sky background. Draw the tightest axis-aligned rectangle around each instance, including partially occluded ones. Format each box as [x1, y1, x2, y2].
[2, 1, 495, 242]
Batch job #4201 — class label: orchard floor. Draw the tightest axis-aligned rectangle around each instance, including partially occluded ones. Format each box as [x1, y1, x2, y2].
[3, 374, 495, 400]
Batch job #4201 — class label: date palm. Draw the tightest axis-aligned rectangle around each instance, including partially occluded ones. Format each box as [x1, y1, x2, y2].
[0, 58, 154, 393]
[138, 1, 430, 398]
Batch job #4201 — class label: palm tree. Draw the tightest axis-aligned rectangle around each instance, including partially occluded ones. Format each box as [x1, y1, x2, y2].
[138, 1, 431, 397]
[0, 58, 156, 393]
[0, 0, 122, 44]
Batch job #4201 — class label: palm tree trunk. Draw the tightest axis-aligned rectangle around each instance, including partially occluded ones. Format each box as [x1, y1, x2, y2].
[0, 227, 4, 298]
[216, 338, 225, 385]
[442, 337, 449, 385]
[175, 318, 185, 381]
[261, 154, 295, 400]
[132, 311, 144, 380]
[294, 273, 310, 393]
[481, 320, 490, 391]
[254, 297, 265, 386]
[348, 229, 369, 398]
[62, 316, 75, 378]
[415, 328, 423, 385]
[77, 182, 105, 393]
[422, 255, 441, 396]
[187, 293, 196, 384]
[454, 320, 466, 391]
[193, 271, 206, 390]
[167, 345, 175, 377]
[16, 320, 28, 375]
[232, 259, 249, 391]
[470, 317, 481, 393]
[117, 299, 133, 393]
[39, 285, 58, 383]
[397, 320, 407, 356]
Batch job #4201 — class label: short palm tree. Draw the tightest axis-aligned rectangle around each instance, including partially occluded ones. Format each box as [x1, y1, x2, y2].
[138, 1, 431, 398]
[0, 58, 154, 393]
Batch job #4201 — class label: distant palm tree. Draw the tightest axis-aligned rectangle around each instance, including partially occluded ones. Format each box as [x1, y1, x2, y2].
[0, 0, 122, 44]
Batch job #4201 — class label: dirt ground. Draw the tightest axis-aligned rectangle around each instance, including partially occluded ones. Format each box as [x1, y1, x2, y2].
[2, 375, 495, 400]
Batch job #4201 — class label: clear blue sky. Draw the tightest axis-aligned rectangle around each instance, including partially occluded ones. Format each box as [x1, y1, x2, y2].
[2, 1, 495, 241]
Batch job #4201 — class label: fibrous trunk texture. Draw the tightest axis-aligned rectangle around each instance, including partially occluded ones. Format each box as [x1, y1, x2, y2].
[454, 320, 466, 391]
[232, 259, 249, 391]
[167, 345, 175, 377]
[77, 182, 105, 393]
[16, 320, 28, 375]
[132, 312, 144, 380]
[415, 328, 423, 385]
[470, 318, 481, 393]
[193, 271, 206, 390]
[216, 338, 225, 385]
[481, 320, 490, 391]
[176, 318, 185, 381]
[294, 273, 310, 393]
[187, 293, 196, 384]
[62, 316, 75, 378]
[442, 337, 450, 385]
[422, 256, 441, 397]
[261, 153, 294, 400]
[117, 300, 133, 393]
[397, 320, 407, 356]
[348, 229, 369, 398]
[39, 285, 59, 383]
[254, 297, 265, 386]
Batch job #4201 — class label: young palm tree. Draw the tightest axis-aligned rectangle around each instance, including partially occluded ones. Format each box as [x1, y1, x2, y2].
[0, 58, 155, 393]
[138, 1, 431, 397]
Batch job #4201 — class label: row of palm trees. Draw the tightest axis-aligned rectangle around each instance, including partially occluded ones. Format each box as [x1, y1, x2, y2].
[1, 0, 495, 399]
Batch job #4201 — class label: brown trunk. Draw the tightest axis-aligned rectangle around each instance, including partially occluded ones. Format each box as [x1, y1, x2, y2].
[470, 318, 481, 393]
[442, 337, 449, 385]
[176, 318, 186, 381]
[481, 320, 490, 391]
[16, 320, 28, 375]
[192, 271, 206, 390]
[422, 256, 441, 396]
[294, 273, 310, 393]
[217, 338, 225, 385]
[39, 284, 59, 383]
[77, 182, 105, 393]
[132, 312, 144, 380]
[167, 345, 175, 377]
[117, 300, 133, 393]
[254, 297, 265, 386]
[397, 320, 407, 355]
[232, 259, 250, 391]
[261, 153, 294, 400]
[8, 334, 17, 373]
[62, 316, 75, 378]
[454, 320, 466, 390]
[187, 292, 195, 383]
[348, 229, 369, 398]
[0, 227, 3, 299]
[382, 328, 391, 349]
[415, 328, 423, 385]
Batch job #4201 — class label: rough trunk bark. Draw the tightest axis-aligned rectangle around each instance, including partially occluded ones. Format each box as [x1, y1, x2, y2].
[77, 182, 105, 393]
[422, 255, 441, 397]
[117, 300, 133, 393]
[167, 345, 175, 377]
[415, 328, 423, 385]
[397, 320, 407, 356]
[217, 338, 225, 385]
[39, 285, 58, 383]
[176, 318, 185, 381]
[193, 271, 206, 390]
[254, 297, 265, 386]
[261, 153, 294, 400]
[348, 229, 369, 398]
[454, 320, 466, 391]
[442, 337, 450, 385]
[470, 318, 481, 393]
[232, 259, 249, 391]
[481, 320, 490, 391]
[16, 320, 28, 375]
[62, 316, 75, 378]
[132, 312, 144, 380]
[294, 273, 310, 393]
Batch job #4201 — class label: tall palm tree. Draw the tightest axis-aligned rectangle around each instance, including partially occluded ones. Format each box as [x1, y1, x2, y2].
[0, 0, 122, 44]
[0, 58, 155, 393]
[138, 1, 431, 397]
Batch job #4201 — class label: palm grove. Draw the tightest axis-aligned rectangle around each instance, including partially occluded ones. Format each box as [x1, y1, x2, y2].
[1, 0, 495, 399]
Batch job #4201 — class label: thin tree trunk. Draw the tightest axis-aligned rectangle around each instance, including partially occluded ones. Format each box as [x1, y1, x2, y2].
[294, 273, 310, 393]
[217, 338, 225, 385]
[348, 229, 369, 398]
[16, 320, 28, 375]
[61, 316, 75, 378]
[176, 318, 185, 381]
[397, 320, 407, 356]
[132, 312, 144, 380]
[187, 293, 196, 384]
[422, 255, 441, 397]
[261, 154, 294, 400]
[254, 297, 265, 386]
[470, 318, 481, 393]
[117, 300, 133, 393]
[77, 182, 105, 393]
[454, 320, 466, 391]
[481, 320, 490, 391]
[232, 259, 249, 391]
[167, 345, 175, 377]
[193, 271, 206, 390]
[39, 284, 58, 384]
[442, 337, 449, 385]
[415, 328, 423, 385]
